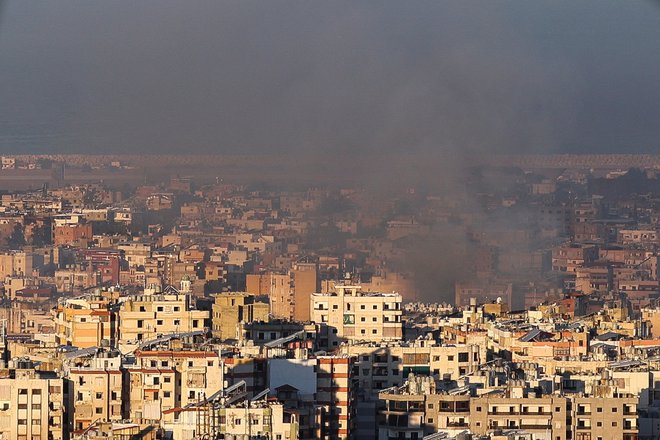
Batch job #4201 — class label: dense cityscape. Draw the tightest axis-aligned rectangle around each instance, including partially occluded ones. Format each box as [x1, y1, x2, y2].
[2, 1, 660, 439]
[0, 155, 657, 439]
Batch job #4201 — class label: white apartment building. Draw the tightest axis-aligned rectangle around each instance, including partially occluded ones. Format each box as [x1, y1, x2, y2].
[310, 284, 402, 345]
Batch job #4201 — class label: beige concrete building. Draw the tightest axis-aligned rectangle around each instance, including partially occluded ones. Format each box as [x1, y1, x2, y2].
[68, 352, 123, 432]
[0, 251, 34, 279]
[0, 360, 67, 440]
[292, 261, 319, 322]
[118, 292, 208, 345]
[341, 340, 482, 396]
[247, 272, 293, 319]
[54, 266, 100, 292]
[211, 292, 269, 341]
[310, 284, 402, 345]
[125, 366, 177, 423]
[134, 347, 224, 410]
[166, 396, 298, 440]
[118, 241, 152, 269]
[53, 294, 117, 348]
[378, 377, 640, 440]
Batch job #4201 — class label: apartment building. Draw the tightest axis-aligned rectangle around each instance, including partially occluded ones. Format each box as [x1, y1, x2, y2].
[0, 251, 34, 279]
[247, 272, 293, 319]
[0, 359, 68, 440]
[378, 375, 435, 440]
[377, 376, 640, 440]
[292, 261, 319, 322]
[55, 265, 100, 292]
[552, 244, 599, 273]
[211, 292, 269, 341]
[117, 241, 152, 269]
[310, 284, 402, 345]
[68, 351, 123, 432]
[53, 294, 117, 348]
[165, 392, 298, 440]
[124, 366, 177, 423]
[118, 292, 208, 344]
[316, 356, 356, 440]
[133, 347, 224, 409]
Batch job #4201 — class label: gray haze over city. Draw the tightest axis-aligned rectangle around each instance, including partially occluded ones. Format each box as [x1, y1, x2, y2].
[1, 0, 660, 156]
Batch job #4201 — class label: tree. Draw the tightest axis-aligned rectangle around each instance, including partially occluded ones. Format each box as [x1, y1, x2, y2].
[6, 224, 26, 250]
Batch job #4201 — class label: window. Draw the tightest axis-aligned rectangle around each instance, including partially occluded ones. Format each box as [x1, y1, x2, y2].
[174, 319, 181, 326]
[597, 407, 602, 413]
[612, 408, 618, 412]
[372, 317, 377, 322]
[476, 406, 482, 412]
[208, 361, 214, 367]
[428, 418, 434, 423]
[137, 320, 144, 328]
[332, 305, 338, 309]
[612, 422, 617, 427]
[448, 355, 454, 361]
[96, 407, 103, 414]
[555, 406, 561, 412]
[153, 377, 160, 385]
[164, 377, 171, 383]
[458, 352, 469, 362]
[164, 391, 171, 398]
[157, 320, 163, 325]
[96, 392, 102, 399]
[373, 305, 378, 309]
[372, 329, 377, 334]
[157, 306, 163, 312]
[360, 305, 365, 310]
[162, 361, 169, 367]
[428, 404, 434, 409]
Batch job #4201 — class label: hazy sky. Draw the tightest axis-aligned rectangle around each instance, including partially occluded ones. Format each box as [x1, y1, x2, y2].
[1, 1, 660, 155]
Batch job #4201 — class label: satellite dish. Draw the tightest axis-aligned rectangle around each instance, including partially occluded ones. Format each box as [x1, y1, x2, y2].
[496, 297, 502, 304]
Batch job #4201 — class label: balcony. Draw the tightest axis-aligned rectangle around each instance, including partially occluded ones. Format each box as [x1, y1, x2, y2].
[520, 424, 552, 429]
